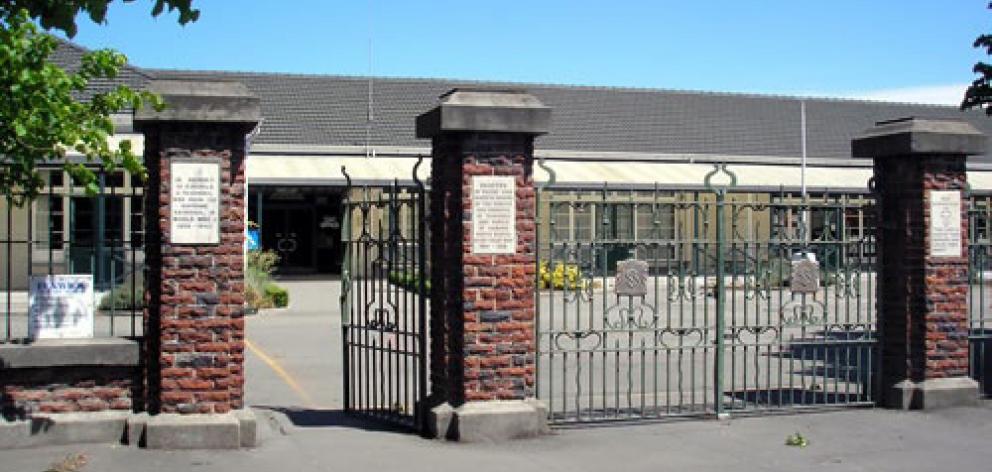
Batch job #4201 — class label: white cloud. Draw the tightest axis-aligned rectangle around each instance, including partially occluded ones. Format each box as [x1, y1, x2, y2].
[825, 84, 969, 106]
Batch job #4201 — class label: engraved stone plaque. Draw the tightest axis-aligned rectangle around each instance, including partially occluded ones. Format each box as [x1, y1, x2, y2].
[929, 190, 962, 258]
[471, 175, 516, 254]
[615, 259, 649, 297]
[790, 259, 820, 294]
[170, 160, 220, 244]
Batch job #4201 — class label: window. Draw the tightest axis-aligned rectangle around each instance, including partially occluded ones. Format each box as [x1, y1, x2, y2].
[37, 194, 65, 250]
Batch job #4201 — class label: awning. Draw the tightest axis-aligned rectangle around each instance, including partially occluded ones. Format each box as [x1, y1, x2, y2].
[246, 154, 992, 192]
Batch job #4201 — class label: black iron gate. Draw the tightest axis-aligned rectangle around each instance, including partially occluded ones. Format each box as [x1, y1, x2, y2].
[340, 163, 429, 432]
[968, 194, 992, 398]
[536, 164, 879, 424]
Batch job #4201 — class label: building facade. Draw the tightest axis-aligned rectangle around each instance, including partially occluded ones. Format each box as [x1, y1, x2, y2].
[4, 40, 992, 288]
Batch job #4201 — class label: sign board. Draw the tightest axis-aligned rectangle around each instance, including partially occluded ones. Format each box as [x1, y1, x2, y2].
[28, 274, 94, 340]
[170, 161, 220, 244]
[615, 259, 649, 297]
[929, 190, 962, 258]
[471, 175, 516, 254]
[245, 228, 261, 251]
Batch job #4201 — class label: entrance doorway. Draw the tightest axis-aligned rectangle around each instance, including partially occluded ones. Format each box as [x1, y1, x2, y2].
[249, 187, 344, 275]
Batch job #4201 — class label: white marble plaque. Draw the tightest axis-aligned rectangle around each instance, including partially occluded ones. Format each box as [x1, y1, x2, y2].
[929, 190, 962, 258]
[28, 274, 94, 340]
[170, 161, 220, 244]
[471, 175, 516, 254]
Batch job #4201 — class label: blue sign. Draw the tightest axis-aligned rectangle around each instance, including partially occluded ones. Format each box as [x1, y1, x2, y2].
[246, 228, 261, 251]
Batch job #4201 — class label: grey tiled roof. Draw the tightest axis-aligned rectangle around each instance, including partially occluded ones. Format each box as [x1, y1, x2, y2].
[50, 40, 152, 100]
[53, 40, 992, 161]
[145, 69, 992, 162]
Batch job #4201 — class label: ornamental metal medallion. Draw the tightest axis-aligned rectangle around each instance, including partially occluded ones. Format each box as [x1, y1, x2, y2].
[615, 259, 649, 297]
[790, 258, 820, 294]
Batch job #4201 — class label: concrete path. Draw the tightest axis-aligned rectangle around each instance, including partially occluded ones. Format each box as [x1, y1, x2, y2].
[2, 279, 991, 472]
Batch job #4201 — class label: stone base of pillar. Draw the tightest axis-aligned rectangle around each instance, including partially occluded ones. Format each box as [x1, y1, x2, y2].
[0, 411, 130, 450]
[428, 400, 549, 442]
[142, 409, 257, 449]
[884, 377, 980, 410]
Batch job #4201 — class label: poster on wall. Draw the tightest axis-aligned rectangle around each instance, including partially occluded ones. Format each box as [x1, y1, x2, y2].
[28, 274, 94, 340]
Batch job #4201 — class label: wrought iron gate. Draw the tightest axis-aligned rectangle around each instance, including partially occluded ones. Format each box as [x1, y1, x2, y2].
[968, 194, 992, 398]
[536, 164, 879, 424]
[340, 163, 429, 432]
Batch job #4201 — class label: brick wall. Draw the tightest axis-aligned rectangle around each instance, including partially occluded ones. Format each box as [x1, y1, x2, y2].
[143, 123, 247, 414]
[430, 132, 537, 405]
[875, 155, 970, 383]
[1, 367, 137, 419]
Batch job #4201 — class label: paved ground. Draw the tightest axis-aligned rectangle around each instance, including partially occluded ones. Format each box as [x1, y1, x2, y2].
[2, 279, 991, 472]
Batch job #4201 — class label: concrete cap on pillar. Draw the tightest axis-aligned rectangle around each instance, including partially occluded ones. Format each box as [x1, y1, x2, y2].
[852, 117, 986, 159]
[133, 79, 261, 127]
[416, 88, 551, 138]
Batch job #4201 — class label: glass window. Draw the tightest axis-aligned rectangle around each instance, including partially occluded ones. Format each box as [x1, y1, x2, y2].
[551, 202, 571, 239]
[36, 195, 65, 250]
[573, 204, 593, 241]
[611, 203, 634, 240]
[130, 196, 143, 246]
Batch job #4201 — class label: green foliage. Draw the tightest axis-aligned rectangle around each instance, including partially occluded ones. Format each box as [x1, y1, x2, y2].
[387, 270, 431, 295]
[264, 283, 289, 308]
[98, 272, 144, 310]
[963, 2, 992, 114]
[785, 432, 809, 448]
[0, 1, 199, 38]
[538, 262, 589, 290]
[756, 258, 792, 289]
[0, 2, 198, 205]
[245, 249, 289, 311]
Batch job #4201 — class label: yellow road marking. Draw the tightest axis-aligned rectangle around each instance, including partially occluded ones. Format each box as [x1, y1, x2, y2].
[245, 339, 318, 409]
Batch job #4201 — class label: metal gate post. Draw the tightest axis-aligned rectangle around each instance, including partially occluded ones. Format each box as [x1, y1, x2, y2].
[705, 164, 736, 419]
[340, 169, 353, 413]
[714, 188, 726, 418]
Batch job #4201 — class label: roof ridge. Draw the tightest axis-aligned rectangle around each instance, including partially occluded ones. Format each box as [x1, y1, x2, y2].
[54, 37, 155, 80]
[143, 67, 968, 110]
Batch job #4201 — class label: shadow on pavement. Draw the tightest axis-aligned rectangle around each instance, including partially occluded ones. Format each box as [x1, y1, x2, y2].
[254, 406, 414, 434]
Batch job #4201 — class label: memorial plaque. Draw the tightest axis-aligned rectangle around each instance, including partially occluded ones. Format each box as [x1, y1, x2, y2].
[616, 259, 649, 297]
[170, 161, 220, 244]
[790, 259, 820, 294]
[471, 175, 516, 254]
[28, 274, 94, 340]
[929, 190, 962, 258]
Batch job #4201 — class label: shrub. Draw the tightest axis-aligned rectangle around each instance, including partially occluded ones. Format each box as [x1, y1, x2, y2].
[246, 249, 288, 311]
[99, 273, 144, 310]
[538, 262, 588, 290]
[264, 283, 289, 308]
[756, 258, 792, 289]
[388, 270, 431, 295]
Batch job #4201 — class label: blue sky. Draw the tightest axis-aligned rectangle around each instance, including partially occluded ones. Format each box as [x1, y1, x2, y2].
[62, 1, 991, 105]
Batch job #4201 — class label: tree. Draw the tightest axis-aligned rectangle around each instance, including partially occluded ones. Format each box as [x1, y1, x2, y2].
[963, 2, 992, 115]
[0, 1, 199, 205]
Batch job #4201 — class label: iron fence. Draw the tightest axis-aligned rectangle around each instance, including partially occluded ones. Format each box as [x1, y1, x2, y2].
[968, 194, 992, 397]
[536, 164, 878, 424]
[1, 168, 144, 343]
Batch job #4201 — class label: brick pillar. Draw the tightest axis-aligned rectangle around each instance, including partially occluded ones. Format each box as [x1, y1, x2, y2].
[417, 89, 550, 441]
[853, 117, 986, 409]
[134, 80, 259, 420]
